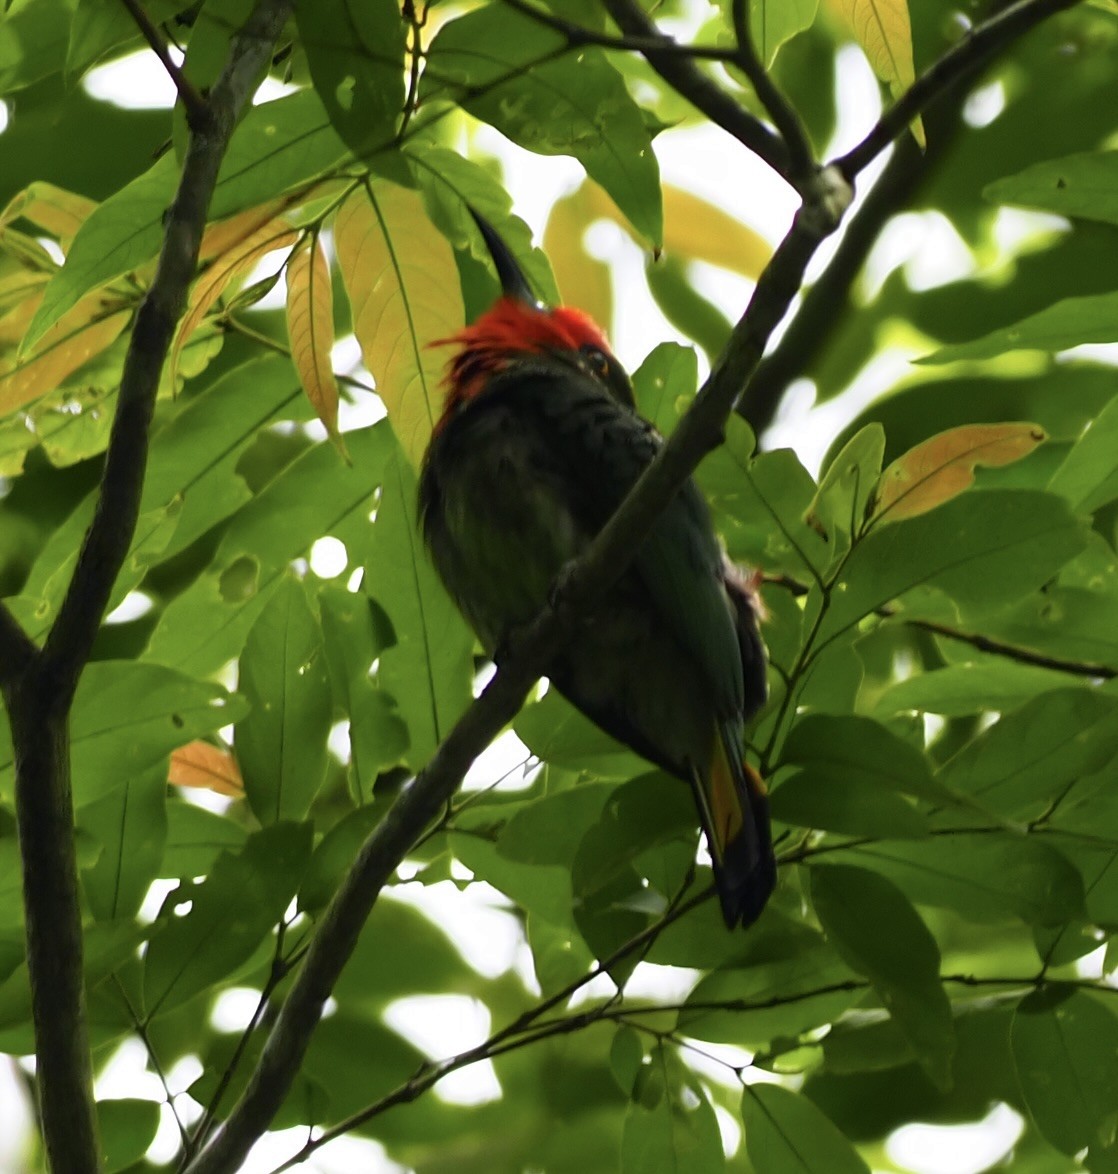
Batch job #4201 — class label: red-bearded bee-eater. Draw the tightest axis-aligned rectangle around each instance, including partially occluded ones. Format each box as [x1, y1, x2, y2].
[418, 210, 775, 928]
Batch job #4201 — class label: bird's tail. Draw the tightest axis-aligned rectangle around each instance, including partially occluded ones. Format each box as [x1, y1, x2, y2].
[691, 721, 776, 928]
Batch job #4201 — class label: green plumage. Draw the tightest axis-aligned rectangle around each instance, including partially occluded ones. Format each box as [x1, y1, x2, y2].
[420, 351, 775, 927]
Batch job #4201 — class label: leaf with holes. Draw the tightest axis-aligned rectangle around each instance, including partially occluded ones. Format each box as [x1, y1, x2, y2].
[235, 577, 333, 825]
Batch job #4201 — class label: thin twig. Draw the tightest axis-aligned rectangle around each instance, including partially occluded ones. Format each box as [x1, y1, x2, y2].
[905, 616, 1115, 679]
[837, 0, 1083, 180]
[117, 0, 211, 129]
[499, 0, 738, 62]
[728, 0, 815, 181]
[601, 0, 792, 183]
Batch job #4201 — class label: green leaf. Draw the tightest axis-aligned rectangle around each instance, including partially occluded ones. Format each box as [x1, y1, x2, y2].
[807, 423, 884, 543]
[143, 822, 311, 1018]
[780, 714, 954, 804]
[986, 150, 1118, 227]
[843, 834, 1084, 927]
[819, 490, 1085, 642]
[680, 941, 859, 1045]
[772, 771, 929, 839]
[745, 0, 819, 66]
[610, 1024, 644, 1096]
[922, 291, 1118, 364]
[810, 864, 955, 1088]
[26, 90, 347, 346]
[407, 142, 560, 311]
[875, 662, 1090, 716]
[235, 577, 333, 825]
[935, 688, 1118, 819]
[515, 689, 646, 778]
[0, 661, 245, 807]
[97, 1098, 161, 1174]
[363, 448, 474, 768]
[79, 766, 167, 921]
[1048, 393, 1118, 514]
[621, 1046, 723, 1174]
[295, 0, 405, 161]
[0, 0, 71, 95]
[163, 800, 247, 879]
[741, 1084, 870, 1174]
[423, 7, 662, 244]
[318, 584, 408, 801]
[633, 342, 700, 438]
[1012, 986, 1118, 1167]
[66, 0, 192, 80]
[499, 782, 617, 866]
[146, 422, 392, 676]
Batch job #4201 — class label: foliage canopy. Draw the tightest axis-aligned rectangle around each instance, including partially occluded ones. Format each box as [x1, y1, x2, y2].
[2, 0, 1118, 1171]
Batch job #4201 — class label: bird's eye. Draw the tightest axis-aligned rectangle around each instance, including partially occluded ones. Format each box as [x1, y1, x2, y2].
[580, 344, 610, 379]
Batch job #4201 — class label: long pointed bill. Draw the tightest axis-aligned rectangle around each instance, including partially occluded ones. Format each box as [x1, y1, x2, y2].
[468, 207, 545, 310]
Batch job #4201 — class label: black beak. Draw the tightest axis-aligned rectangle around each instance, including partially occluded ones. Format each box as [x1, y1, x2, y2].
[468, 206, 545, 311]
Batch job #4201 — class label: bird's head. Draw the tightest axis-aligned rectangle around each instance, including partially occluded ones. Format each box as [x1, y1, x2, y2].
[435, 210, 634, 428]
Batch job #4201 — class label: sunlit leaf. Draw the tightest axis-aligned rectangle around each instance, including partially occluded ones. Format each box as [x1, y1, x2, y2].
[0, 292, 131, 416]
[0, 181, 97, 245]
[286, 232, 345, 453]
[235, 577, 333, 825]
[871, 423, 1046, 523]
[986, 149, 1118, 227]
[168, 740, 244, 799]
[423, 6, 662, 245]
[295, 0, 405, 161]
[744, 0, 819, 66]
[172, 217, 298, 384]
[662, 185, 772, 277]
[334, 179, 463, 466]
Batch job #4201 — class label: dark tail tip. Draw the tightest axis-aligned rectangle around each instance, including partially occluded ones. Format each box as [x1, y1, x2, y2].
[466, 206, 545, 310]
[714, 764, 777, 929]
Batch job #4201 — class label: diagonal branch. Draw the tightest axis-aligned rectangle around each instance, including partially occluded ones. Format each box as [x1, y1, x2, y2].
[40, 0, 292, 711]
[601, 0, 792, 183]
[118, 0, 210, 128]
[728, 0, 814, 181]
[0, 5, 294, 1174]
[184, 1, 1080, 1168]
[837, 0, 1083, 181]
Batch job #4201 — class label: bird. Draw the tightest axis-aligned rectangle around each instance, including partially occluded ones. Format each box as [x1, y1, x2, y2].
[417, 209, 775, 928]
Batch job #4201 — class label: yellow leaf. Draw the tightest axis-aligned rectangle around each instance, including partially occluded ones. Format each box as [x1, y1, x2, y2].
[872, 422, 1047, 523]
[172, 217, 299, 384]
[0, 182, 98, 247]
[661, 186, 772, 279]
[286, 233, 347, 458]
[830, 0, 921, 143]
[544, 185, 613, 330]
[199, 199, 290, 264]
[0, 292, 131, 416]
[334, 180, 464, 467]
[168, 740, 244, 798]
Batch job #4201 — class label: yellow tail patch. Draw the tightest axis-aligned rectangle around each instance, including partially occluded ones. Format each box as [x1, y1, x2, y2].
[707, 730, 744, 863]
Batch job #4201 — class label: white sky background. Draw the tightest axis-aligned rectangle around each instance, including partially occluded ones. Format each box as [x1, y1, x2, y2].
[0, 12, 1061, 1173]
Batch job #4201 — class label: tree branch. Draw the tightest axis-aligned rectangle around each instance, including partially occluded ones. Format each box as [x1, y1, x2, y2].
[497, 0, 738, 62]
[601, 0, 793, 184]
[118, 0, 211, 128]
[185, 1, 1081, 1167]
[185, 160, 855, 1174]
[0, 4, 293, 1172]
[728, 0, 814, 182]
[837, 0, 1083, 181]
[40, 0, 290, 710]
[0, 602, 35, 689]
